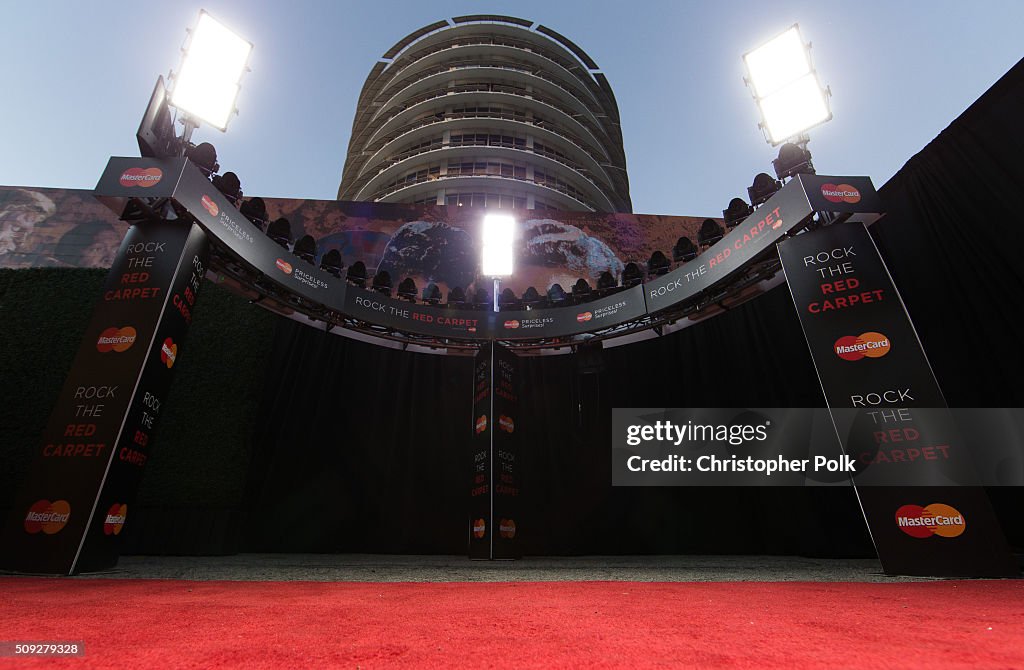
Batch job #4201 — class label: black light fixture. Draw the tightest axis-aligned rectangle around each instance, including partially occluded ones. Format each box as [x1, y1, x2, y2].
[470, 286, 490, 310]
[723, 197, 753, 228]
[596, 271, 617, 296]
[372, 270, 393, 296]
[498, 287, 520, 311]
[572, 278, 592, 304]
[647, 250, 670, 277]
[621, 263, 643, 288]
[772, 141, 815, 180]
[186, 142, 219, 177]
[522, 286, 543, 309]
[748, 172, 782, 207]
[346, 261, 367, 287]
[239, 196, 267, 231]
[136, 75, 178, 158]
[698, 219, 724, 248]
[423, 283, 442, 305]
[672, 236, 698, 263]
[447, 286, 466, 307]
[397, 277, 418, 301]
[212, 171, 242, 205]
[320, 249, 343, 277]
[547, 283, 568, 304]
[266, 217, 292, 249]
[292, 235, 316, 265]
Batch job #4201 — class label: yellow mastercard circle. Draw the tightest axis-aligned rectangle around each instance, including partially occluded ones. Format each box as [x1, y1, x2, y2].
[924, 503, 966, 538]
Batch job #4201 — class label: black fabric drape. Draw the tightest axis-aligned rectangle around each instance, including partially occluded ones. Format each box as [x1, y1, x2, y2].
[244, 323, 473, 553]
[871, 57, 1024, 547]
[244, 289, 873, 556]
[872, 58, 1024, 407]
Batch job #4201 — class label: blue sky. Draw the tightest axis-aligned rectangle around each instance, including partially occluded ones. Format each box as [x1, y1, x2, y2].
[2, 1, 1022, 217]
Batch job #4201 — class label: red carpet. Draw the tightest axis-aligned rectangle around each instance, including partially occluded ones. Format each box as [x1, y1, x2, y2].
[1, 578, 1022, 668]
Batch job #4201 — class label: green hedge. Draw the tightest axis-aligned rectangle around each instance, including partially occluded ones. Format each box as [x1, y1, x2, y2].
[0, 268, 277, 510]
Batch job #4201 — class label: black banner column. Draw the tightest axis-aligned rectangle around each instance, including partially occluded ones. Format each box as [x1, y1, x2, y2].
[778, 221, 1016, 577]
[0, 219, 210, 575]
[469, 342, 521, 559]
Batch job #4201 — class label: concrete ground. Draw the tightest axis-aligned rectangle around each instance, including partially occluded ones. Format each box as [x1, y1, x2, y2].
[33, 553, 949, 582]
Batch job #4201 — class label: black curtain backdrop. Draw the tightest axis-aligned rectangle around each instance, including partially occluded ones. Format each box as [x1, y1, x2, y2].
[244, 289, 872, 557]
[871, 57, 1024, 548]
[243, 57, 1024, 557]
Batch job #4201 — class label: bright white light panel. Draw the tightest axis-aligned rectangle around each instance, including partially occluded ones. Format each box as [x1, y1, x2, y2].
[170, 11, 252, 131]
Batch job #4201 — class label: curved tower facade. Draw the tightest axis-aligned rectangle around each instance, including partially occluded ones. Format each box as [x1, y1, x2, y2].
[337, 15, 631, 213]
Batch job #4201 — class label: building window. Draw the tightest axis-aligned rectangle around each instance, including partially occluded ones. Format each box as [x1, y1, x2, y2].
[445, 193, 527, 209]
[449, 133, 526, 150]
[446, 161, 527, 180]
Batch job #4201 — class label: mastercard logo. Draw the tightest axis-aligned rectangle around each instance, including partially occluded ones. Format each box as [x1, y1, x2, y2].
[119, 167, 163, 188]
[499, 519, 516, 539]
[275, 258, 293, 274]
[472, 518, 486, 538]
[96, 326, 137, 353]
[896, 503, 966, 538]
[160, 338, 177, 368]
[200, 194, 219, 217]
[504, 320, 520, 329]
[24, 499, 71, 535]
[821, 183, 861, 204]
[103, 503, 127, 536]
[498, 415, 515, 433]
[475, 415, 488, 434]
[834, 332, 890, 361]
[577, 312, 593, 323]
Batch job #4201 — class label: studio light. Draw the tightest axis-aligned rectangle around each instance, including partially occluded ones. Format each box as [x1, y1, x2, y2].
[266, 217, 292, 249]
[773, 142, 815, 180]
[621, 263, 643, 288]
[136, 76, 177, 157]
[170, 11, 253, 132]
[596, 271, 617, 296]
[748, 172, 782, 207]
[447, 286, 466, 306]
[482, 213, 515, 313]
[547, 283, 568, 304]
[186, 142, 219, 177]
[481, 213, 515, 277]
[698, 219, 725, 248]
[722, 197, 753, 228]
[320, 249, 343, 278]
[397, 277, 418, 302]
[211, 171, 242, 204]
[743, 24, 831, 145]
[522, 286, 543, 309]
[647, 250, 670, 277]
[499, 288, 521, 311]
[672, 236, 698, 263]
[572, 278, 592, 304]
[346, 261, 367, 287]
[239, 196, 267, 231]
[423, 283, 442, 305]
[292, 235, 316, 266]
[470, 286, 490, 310]
[371, 270, 393, 296]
